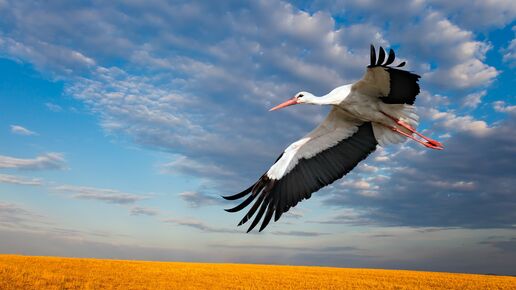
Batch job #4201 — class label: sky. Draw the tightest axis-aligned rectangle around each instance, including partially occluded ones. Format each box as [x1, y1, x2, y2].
[0, 0, 515, 275]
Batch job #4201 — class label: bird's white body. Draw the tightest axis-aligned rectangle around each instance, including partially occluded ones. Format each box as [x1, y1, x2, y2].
[224, 46, 441, 233]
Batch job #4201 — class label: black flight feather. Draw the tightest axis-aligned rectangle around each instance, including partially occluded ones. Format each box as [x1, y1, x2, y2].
[238, 190, 267, 226]
[247, 195, 270, 232]
[259, 199, 276, 232]
[225, 192, 257, 212]
[376, 47, 386, 66]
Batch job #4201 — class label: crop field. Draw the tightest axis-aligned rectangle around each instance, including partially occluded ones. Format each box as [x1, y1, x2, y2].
[0, 254, 514, 289]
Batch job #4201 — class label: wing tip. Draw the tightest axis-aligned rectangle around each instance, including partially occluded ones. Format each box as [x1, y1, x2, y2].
[222, 183, 254, 200]
[221, 195, 234, 200]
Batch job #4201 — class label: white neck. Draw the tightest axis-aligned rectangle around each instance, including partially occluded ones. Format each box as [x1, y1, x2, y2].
[303, 85, 351, 106]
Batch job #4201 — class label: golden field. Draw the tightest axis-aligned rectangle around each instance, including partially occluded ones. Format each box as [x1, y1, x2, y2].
[0, 254, 514, 289]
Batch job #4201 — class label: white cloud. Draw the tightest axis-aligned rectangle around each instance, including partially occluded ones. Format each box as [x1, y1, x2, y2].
[502, 26, 516, 67]
[493, 101, 516, 115]
[340, 178, 379, 197]
[407, 13, 499, 89]
[10, 125, 37, 136]
[357, 163, 378, 173]
[428, 58, 498, 89]
[428, 0, 516, 29]
[0, 153, 66, 170]
[342, 179, 373, 190]
[461, 90, 486, 109]
[429, 108, 491, 136]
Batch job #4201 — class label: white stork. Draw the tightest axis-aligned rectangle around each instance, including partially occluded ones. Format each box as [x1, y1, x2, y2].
[223, 45, 443, 233]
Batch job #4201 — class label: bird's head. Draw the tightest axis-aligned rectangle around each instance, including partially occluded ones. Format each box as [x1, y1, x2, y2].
[269, 91, 313, 111]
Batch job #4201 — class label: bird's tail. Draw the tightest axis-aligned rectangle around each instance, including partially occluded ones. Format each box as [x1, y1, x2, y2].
[372, 104, 419, 146]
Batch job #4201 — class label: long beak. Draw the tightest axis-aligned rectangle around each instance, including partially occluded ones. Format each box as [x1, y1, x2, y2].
[269, 97, 298, 111]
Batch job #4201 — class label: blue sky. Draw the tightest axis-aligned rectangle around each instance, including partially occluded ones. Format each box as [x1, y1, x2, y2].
[0, 0, 515, 275]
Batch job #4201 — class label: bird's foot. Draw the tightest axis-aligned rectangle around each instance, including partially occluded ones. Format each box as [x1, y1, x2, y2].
[381, 111, 443, 150]
[423, 140, 444, 150]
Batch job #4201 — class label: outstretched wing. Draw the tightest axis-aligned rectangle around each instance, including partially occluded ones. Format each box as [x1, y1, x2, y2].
[353, 45, 421, 105]
[223, 108, 378, 232]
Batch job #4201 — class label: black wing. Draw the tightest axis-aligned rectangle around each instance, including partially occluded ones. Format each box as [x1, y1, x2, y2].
[365, 45, 420, 105]
[223, 122, 378, 233]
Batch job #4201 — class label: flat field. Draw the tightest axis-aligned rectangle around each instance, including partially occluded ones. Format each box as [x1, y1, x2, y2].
[0, 254, 514, 289]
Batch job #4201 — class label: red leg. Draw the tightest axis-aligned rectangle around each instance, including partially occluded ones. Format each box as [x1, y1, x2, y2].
[380, 112, 444, 150]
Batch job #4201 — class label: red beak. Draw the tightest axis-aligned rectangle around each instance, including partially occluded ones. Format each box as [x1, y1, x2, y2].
[269, 97, 298, 111]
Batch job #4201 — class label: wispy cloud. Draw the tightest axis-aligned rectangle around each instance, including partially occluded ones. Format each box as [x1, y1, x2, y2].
[272, 230, 327, 237]
[479, 237, 516, 253]
[163, 218, 234, 234]
[54, 185, 149, 204]
[210, 243, 362, 253]
[283, 208, 305, 219]
[10, 125, 37, 136]
[0, 202, 48, 231]
[0, 153, 66, 170]
[129, 206, 159, 216]
[0, 202, 130, 242]
[45, 102, 63, 112]
[179, 191, 223, 208]
[0, 174, 43, 186]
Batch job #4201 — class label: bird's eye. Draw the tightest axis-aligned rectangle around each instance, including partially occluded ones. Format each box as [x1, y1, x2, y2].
[298, 94, 304, 98]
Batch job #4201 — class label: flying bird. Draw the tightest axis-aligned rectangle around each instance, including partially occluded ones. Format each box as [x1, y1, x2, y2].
[223, 45, 443, 233]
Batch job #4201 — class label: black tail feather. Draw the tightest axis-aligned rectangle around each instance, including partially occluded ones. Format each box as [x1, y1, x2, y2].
[369, 45, 407, 68]
[370, 44, 376, 67]
[384, 49, 395, 66]
[376, 46, 386, 66]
